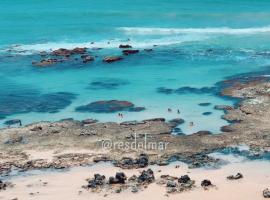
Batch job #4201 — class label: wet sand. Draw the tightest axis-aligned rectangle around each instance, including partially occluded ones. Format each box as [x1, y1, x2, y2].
[1, 159, 269, 200]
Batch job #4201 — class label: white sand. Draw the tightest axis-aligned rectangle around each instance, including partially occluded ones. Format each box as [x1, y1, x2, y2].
[1, 159, 269, 200]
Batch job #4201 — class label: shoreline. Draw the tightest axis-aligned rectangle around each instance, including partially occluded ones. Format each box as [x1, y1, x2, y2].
[1, 159, 269, 200]
[0, 72, 270, 198]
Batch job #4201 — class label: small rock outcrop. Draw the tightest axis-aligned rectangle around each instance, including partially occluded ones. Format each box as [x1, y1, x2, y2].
[103, 56, 123, 63]
[263, 188, 270, 198]
[227, 173, 243, 180]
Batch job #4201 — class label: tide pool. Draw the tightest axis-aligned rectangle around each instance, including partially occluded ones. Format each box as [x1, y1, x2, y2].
[1, 0, 270, 134]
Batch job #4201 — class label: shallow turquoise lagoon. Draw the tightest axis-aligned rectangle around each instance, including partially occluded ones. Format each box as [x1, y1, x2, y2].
[1, 0, 270, 134]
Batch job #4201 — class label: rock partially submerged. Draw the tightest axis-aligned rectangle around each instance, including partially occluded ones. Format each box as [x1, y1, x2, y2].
[4, 119, 22, 126]
[122, 50, 139, 55]
[52, 47, 87, 57]
[103, 56, 123, 63]
[32, 58, 62, 67]
[81, 55, 94, 63]
[119, 44, 132, 48]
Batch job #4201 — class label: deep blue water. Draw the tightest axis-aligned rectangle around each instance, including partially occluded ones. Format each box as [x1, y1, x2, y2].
[1, 0, 270, 134]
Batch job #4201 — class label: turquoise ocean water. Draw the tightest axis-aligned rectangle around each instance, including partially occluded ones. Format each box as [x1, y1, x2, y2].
[1, 0, 270, 134]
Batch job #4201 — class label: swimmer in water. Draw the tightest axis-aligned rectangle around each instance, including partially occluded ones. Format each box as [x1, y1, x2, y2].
[177, 109, 180, 114]
[189, 122, 194, 127]
[168, 108, 172, 112]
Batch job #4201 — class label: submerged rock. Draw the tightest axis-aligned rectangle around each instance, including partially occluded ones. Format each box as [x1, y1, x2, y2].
[4, 119, 22, 126]
[202, 112, 212, 116]
[32, 58, 61, 67]
[75, 100, 144, 113]
[168, 118, 185, 128]
[81, 55, 94, 63]
[122, 50, 139, 55]
[198, 103, 212, 106]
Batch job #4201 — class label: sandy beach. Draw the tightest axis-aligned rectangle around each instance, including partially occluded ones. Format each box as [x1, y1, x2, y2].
[1, 157, 269, 200]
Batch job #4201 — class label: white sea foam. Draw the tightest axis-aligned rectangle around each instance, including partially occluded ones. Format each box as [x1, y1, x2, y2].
[3, 35, 207, 55]
[119, 26, 270, 35]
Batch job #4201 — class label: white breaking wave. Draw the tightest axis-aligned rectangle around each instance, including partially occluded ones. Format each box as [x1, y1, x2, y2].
[3, 35, 207, 55]
[119, 26, 270, 35]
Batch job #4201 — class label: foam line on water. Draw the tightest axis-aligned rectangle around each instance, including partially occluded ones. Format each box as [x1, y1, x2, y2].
[2, 35, 207, 55]
[118, 26, 270, 35]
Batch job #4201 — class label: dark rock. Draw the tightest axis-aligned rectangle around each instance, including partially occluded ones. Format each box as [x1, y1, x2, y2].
[198, 103, 212, 106]
[144, 49, 153, 52]
[142, 118, 165, 122]
[138, 169, 155, 183]
[32, 58, 60, 67]
[201, 179, 212, 187]
[103, 56, 123, 63]
[122, 50, 139, 55]
[4, 119, 22, 126]
[128, 107, 146, 112]
[263, 188, 270, 198]
[119, 44, 132, 48]
[157, 86, 216, 95]
[193, 131, 212, 136]
[221, 125, 234, 132]
[134, 154, 149, 168]
[168, 118, 185, 128]
[0, 180, 7, 190]
[75, 100, 136, 113]
[117, 154, 149, 168]
[166, 180, 177, 187]
[178, 175, 191, 184]
[81, 119, 98, 125]
[156, 87, 174, 94]
[87, 79, 129, 90]
[227, 173, 243, 180]
[52, 47, 87, 57]
[87, 174, 106, 188]
[202, 112, 212, 116]
[115, 172, 127, 184]
[0, 90, 76, 119]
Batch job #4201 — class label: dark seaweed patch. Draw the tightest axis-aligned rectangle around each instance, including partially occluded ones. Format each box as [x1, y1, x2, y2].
[87, 79, 129, 90]
[75, 100, 145, 113]
[0, 90, 76, 119]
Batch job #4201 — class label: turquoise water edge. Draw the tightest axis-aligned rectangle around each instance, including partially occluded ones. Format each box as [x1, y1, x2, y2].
[1, 0, 270, 134]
